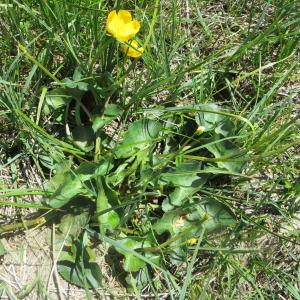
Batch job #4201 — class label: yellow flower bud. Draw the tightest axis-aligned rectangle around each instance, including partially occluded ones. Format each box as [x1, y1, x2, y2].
[122, 40, 144, 58]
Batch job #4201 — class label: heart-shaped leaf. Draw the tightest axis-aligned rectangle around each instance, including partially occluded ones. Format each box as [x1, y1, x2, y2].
[154, 198, 236, 237]
[160, 161, 207, 187]
[47, 161, 112, 208]
[205, 138, 243, 173]
[114, 238, 149, 272]
[114, 237, 160, 273]
[114, 119, 162, 158]
[43, 88, 88, 123]
[196, 103, 234, 137]
[160, 161, 210, 211]
[153, 199, 236, 264]
[162, 186, 196, 212]
[58, 239, 102, 289]
[57, 210, 91, 245]
[96, 178, 120, 232]
[92, 104, 122, 132]
[188, 198, 236, 232]
[43, 69, 90, 122]
[44, 88, 72, 111]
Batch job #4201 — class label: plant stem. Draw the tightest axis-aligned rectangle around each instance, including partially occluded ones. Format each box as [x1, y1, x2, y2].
[0, 217, 46, 233]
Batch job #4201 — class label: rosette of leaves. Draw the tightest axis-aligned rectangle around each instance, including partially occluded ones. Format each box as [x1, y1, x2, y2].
[44, 99, 246, 287]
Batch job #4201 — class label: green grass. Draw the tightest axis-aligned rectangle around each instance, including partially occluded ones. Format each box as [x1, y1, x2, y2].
[0, 0, 300, 299]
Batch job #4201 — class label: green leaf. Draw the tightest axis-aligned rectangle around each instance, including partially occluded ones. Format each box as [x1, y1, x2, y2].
[108, 149, 152, 186]
[196, 103, 234, 137]
[160, 161, 208, 187]
[58, 260, 101, 289]
[126, 267, 161, 291]
[58, 240, 102, 289]
[189, 198, 236, 232]
[160, 161, 210, 211]
[140, 164, 161, 185]
[114, 119, 162, 158]
[154, 198, 236, 237]
[47, 172, 89, 208]
[96, 178, 120, 232]
[205, 138, 243, 173]
[195, 104, 243, 173]
[92, 104, 122, 132]
[57, 210, 91, 244]
[162, 186, 196, 212]
[47, 161, 112, 208]
[114, 237, 158, 272]
[45, 160, 73, 190]
[44, 87, 72, 113]
[294, 178, 300, 193]
[43, 85, 87, 121]
[154, 208, 190, 236]
[38, 152, 55, 170]
[64, 77, 89, 91]
[43, 70, 90, 122]
[76, 160, 113, 178]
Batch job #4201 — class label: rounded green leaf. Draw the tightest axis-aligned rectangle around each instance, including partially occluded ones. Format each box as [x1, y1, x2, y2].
[160, 161, 207, 187]
[114, 119, 162, 158]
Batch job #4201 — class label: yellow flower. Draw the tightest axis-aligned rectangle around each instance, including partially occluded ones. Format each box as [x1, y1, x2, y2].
[106, 10, 141, 42]
[122, 40, 144, 58]
[187, 238, 198, 245]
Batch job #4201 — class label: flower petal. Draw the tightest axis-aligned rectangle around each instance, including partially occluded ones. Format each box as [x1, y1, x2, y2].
[118, 10, 132, 22]
[130, 20, 141, 35]
[106, 10, 119, 34]
[107, 10, 117, 23]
